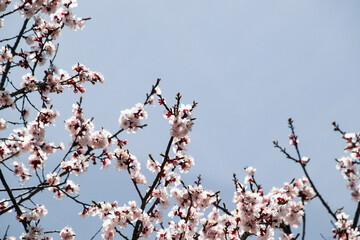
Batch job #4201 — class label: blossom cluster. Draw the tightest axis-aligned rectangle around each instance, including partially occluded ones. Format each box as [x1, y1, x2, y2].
[0, 46, 12, 63]
[197, 173, 315, 240]
[119, 103, 148, 133]
[2, 0, 360, 239]
[0, 90, 14, 108]
[20, 204, 48, 222]
[65, 103, 112, 148]
[79, 200, 150, 239]
[0, 108, 62, 181]
[15, 205, 74, 240]
[18, 225, 75, 240]
[165, 103, 194, 139]
[114, 148, 146, 184]
[18, 64, 104, 98]
[332, 213, 360, 239]
[156, 185, 215, 239]
[17, 0, 82, 28]
[60, 102, 115, 194]
[336, 133, 360, 202]
[0, 1, 107, 238]
[326, 132, 360, 239]
[0, 0, 104, 110]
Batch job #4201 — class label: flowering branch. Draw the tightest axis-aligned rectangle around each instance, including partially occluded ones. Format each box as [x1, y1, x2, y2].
[0, 18, 29, 90]
[1, 1, 359, 239]
[0, 169, 28, 231]
[131, 136, 174, 240]
[274, 118, 337, 221]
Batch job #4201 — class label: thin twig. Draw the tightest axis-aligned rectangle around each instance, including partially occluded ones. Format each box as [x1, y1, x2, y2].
[0, 18, 30, 90]
[90, 227, 102, 240]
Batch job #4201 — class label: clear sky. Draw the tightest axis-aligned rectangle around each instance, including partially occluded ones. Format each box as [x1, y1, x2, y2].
[2, 0, 360, 239]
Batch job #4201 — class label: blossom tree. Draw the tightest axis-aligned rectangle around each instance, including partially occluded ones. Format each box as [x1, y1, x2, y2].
[0, 1, 359, 240]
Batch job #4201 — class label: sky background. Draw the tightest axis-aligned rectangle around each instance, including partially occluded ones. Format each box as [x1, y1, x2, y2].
[2, 0, 360, 239]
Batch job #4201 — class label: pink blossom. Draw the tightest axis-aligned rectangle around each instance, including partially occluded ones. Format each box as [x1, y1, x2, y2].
[60, 226, 76, 240]
[0, 118, 7, 130]
[169, 116, 193, 138]
[64, 180, 80, 195]
[28, 153, 45, 171]
[139, 213, 154, 238]
[61, 151, 87, 172]
[244, 166, 256, 183]
[12, 160, 31, 182]
[172, 135, 191, 153]
[102, 219, 116, 240]
[46, 172, 60, 187]
[130, 165, 147, 184]
[113, 148, 132, 171]
[0, 199, 9, 211]
[20, 226, 45, 239]
[0, 90, 14, 107]
[146, 158, 160, 174]
[147, 96, 156, 105]
[152, 187, 170, 208]
[21, 205, 48, 221]
[300, 156, 309, 164]
[154, 86, 161, 95]
[0, 0, 11, 12]
[25, 35, 36, 45]
[27, 120, 45, 143]
[90, 128, 112, 149]
[44, 41, 57, 56]
[119, 103, 148, 133]
[0, 46, 12, 62]
[21, 73, 37, 91]
[178, 154, 194, 173]
[37, 108, 59, 126]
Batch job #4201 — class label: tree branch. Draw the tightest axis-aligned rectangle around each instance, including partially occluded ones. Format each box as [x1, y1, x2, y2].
[0, 18, 30, 90]
[0, 169, 27, 231]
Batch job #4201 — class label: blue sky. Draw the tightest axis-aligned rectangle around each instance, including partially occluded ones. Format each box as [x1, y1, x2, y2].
[2, 0, 360, 239]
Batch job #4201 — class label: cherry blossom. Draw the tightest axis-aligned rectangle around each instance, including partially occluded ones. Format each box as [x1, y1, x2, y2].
[244, 166, 256, 183]
[0, 118, 7, 130]
[332, 213, 360, 239]
[12, 160, 31, 182]
[90, 128, 113, 149]
[60, 226, 76, 240]
[1, 1, 359, 239]
[0, 90, 14, 107]
[0, 46, 12, 62]
[21, 205, 48, 221]
[0, 0, 11, 12]
[119, 103, 148, 133]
